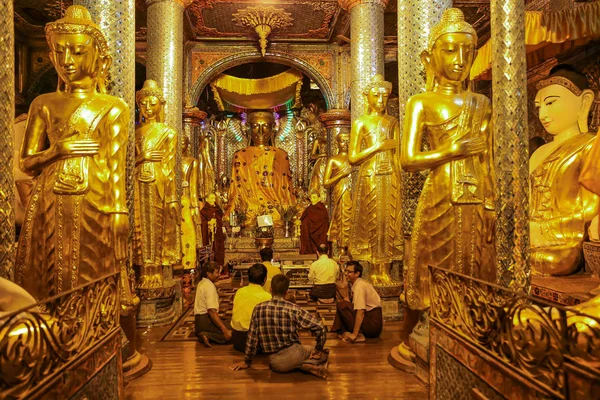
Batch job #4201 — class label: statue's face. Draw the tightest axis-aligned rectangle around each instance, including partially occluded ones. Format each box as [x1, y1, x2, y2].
[310, 193, 320, 205]
[139, 95, 162, 122]
[206, 193, 216, 207]
[367, 87, 389, 113]
[337, 135, 349, 152]
[50, 33, 101, 88]
[431, 33, 476, 83]
[249, 114, 275, 146]
[535, 84, 583, 136]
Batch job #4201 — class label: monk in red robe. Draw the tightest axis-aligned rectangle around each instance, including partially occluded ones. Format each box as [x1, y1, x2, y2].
[300, 193, 329, 254]
[201, 193, 225, 268]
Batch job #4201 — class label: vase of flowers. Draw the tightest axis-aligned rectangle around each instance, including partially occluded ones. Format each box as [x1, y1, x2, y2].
[277, 206, 299, 238]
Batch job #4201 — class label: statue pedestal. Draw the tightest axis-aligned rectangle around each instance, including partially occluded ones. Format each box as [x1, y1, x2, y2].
[136, 279, 182, 327]
[225, 236, 299, 264]
[373, 284, 403, 322]
[388, 311, 430, 385]
[531, 273, 598, 306]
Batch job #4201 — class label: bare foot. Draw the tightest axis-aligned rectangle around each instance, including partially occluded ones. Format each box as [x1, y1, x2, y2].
[301, 363, 329, 379]
[199, 334, 212, 348]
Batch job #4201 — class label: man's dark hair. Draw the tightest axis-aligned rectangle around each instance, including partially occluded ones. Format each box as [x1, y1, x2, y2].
[260, 247, 274, 262]
[248, 263, 268, 285]
[271, 274, 290, 297]
[345, 260, 363, 277]
[317, 243, 328, 254]
[201, 261, 221, 278]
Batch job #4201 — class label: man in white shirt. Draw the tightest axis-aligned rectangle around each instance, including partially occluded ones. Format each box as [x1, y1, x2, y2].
[331, 261, 383, 343]
[308, 244, 339, 302]
[194, 261, 232, 347]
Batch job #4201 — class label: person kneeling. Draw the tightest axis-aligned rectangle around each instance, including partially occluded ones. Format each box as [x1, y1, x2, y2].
[231, 274, 329, 378]
[308, 243, 338, 303]
[194, 261, 232, 347]
[331, 261, 383, 343]
[230, 263, 272, 352]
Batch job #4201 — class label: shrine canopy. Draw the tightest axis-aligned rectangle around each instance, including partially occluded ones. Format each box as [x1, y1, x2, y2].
[210, 68, 303, 113]
[471, 0, 600, 80]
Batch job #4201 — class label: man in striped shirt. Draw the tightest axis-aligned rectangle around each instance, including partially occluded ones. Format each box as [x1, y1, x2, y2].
[231, 274, 329, 378]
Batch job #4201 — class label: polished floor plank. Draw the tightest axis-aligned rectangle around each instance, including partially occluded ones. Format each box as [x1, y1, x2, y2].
[125, 317, 428, 399]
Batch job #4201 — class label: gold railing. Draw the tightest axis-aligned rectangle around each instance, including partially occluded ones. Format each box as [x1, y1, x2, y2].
[430, 266, 600, 399]
[0, 272, 120, 399]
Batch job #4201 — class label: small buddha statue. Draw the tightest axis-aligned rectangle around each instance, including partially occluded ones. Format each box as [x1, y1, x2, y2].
[530, 65, 597, 276]
[198, 130, 216, 199]
[133, 79, 181, 289]
[14, 5, 129, 300]
[308, 136, 328, 199]
[400, 8, 496, 311]
[323, 133, 352, 254]
[348, 74, 403, 286]
[224, 111, 296, 226]
[181, 136, 202, 271]
[201, 193, 225, 267]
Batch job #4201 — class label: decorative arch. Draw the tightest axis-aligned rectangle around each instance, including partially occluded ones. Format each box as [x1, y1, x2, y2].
[189, 51, 335, 110]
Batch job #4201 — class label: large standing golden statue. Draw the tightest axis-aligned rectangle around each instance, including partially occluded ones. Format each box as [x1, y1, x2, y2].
[134, 80, 181, 288]
[348, 74, 403, 285]
[14, 5, 129, 300]
[181, 136, 202, 271]
[198, 129, 216, 200]
[400, 8, 496, 311]
[224, 111, 296, 225]
[323, 133, 352, 254]
[530, 65, 598, 276]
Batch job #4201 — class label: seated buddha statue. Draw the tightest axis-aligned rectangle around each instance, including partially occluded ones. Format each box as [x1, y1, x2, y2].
[14, 5, 129, 300]
[529, 65, 598, 276]
[224, 111, 296, 226]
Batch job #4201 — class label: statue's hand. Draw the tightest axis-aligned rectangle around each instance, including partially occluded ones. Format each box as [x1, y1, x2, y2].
[377, 139, 396, 152]
[53, 139, 99, 158]
[112, 213, 129, 262]
[145, 150, 165, 162]
[450, 137, 486, 158]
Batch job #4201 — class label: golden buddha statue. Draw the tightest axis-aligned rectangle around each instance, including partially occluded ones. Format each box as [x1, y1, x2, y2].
[14, 5, 129, 300]
[198, 130, 216, 200]
[308, 136, 328, 199]
[224, 111, 296, 226]
[181, 136, 202, 271]
[529, 65, 598, 276]
[400, 8, 496, 311]
[323, 133, 352, 254]
[133, 79, 181, 289]
[348, 74, 403, 285]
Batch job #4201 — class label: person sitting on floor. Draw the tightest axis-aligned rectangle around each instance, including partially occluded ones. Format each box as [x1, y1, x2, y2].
[331, 261, 383, 343]
[259, 246, 282, 293]
[230, 263, 272, 352]
[308, 243, 339, 303]
[194, 261, 232, 347]
[231, 274, 330, 378]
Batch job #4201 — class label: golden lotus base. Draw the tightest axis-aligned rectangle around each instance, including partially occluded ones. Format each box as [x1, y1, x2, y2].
[136, 280, 182, 327]
[123, 351, 152, 382]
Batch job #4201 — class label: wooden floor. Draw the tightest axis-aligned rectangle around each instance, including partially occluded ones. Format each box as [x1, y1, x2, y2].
[125, 299, 428, 399]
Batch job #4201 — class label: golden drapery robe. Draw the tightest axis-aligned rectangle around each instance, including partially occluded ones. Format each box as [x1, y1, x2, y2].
[530, 133, 598, 275]
[405, 93, 496, 311]
[133, 122, 181, 268]
[181, 156, 201, 270]
[349, 117, 403, 265]
[308, 156, 327, 196]
[327, 159, 352, 249]
[15, 94, 129, 300]
[226, 146, 296, 225]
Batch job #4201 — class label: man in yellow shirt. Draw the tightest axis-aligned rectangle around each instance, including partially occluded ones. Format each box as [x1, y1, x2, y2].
[260, 247, 282, 293]
[231, 263, 272, 352]
[308, 244, 339, 302]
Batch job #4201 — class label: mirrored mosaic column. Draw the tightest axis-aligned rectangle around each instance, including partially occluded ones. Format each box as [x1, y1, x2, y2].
[491, 0, 530, 291]
[0, 0, 15, 281]
[397, 0, 451, 237]
[339, 0, 388, 123]
[182, 104, 207, 161]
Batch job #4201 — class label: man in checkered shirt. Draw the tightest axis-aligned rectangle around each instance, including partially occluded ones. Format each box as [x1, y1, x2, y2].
[231, 274, 330, 378]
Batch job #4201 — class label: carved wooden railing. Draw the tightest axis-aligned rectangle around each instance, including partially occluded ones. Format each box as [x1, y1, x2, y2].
[0, 272, 120, 399]
[430, 266, 600, 399]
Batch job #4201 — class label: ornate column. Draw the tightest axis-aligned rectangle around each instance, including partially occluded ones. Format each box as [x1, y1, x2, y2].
[182, 103, 207, 161]
[339, 0, 388, 123]
[0, 0, 14, 281]
[491, 0, 530, 291]
[397, 0, 451, 238]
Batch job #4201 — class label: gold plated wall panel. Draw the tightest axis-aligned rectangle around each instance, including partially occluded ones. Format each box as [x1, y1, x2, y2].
[490, 0, 530, 290]
[396, 0, 451, 236]
[0, 0, 15, 281]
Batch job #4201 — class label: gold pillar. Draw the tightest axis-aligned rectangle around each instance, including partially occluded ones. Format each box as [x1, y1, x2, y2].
[397, 0, 451, 237]
[0, 0, 14, 281]
[491, 0, 530, 290]
[339, 0, 388, 123]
